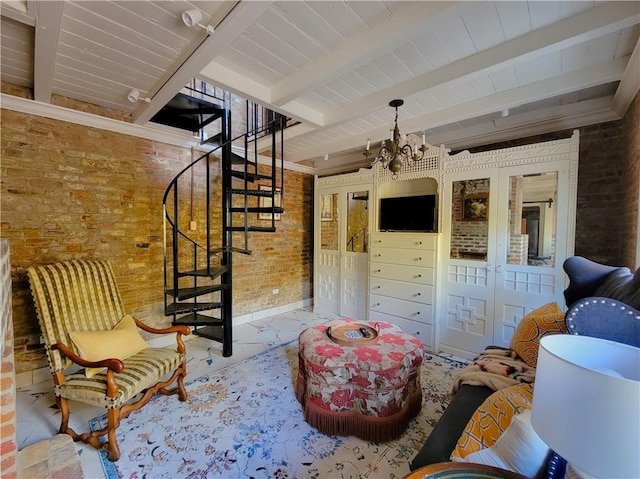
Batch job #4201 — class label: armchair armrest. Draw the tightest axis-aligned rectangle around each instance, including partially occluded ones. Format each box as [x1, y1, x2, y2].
[133, 319, 190, 354]
[52, 342, 124, 373]
[134, 319, 190, 336]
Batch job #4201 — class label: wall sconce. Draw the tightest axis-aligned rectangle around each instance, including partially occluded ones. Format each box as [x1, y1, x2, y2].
[127, 89, 150, 103]
[182, 8, 215, 35]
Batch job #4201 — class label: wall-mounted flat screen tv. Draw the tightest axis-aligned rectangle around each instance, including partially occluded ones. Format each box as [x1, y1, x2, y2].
[379, 194, 436, 232]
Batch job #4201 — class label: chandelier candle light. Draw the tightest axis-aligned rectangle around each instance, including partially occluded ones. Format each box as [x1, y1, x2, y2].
[363, 99, 428, 179]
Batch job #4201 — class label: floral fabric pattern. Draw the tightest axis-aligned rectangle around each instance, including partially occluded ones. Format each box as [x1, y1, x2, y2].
[296, 320, 424, 438]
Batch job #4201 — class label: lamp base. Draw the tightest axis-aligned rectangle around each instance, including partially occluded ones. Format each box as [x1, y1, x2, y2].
[566, 464, 596, 479]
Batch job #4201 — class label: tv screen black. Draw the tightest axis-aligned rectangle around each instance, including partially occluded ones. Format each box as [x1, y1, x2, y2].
[379, 195, 436, 232]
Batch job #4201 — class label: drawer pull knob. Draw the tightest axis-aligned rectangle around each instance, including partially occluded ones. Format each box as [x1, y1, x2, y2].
[376, 254, 382, 257]
[417, 257, 422, 261]
[375, 269, 381, 273]
[417, 274, 422, 278]
[374, 303, 380, 307]
[418, 241, 422, 245]
[415, 292, 421, 296]
[374, 285, 380, 289]
[415, 311, 421, 315]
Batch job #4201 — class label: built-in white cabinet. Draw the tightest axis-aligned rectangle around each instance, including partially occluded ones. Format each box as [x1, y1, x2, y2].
[313, 132, 579, 358]
[368, 232, 437, 348]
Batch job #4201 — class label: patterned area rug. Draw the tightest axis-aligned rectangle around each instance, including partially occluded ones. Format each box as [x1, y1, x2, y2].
[90, 341, 466, 479]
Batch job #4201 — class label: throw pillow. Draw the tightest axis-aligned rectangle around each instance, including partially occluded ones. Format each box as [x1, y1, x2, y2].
[451, 383, 534, 460]
[69, 314, 149, 377]
[459, 410, 550, 478]
[509, 302, 566, 368]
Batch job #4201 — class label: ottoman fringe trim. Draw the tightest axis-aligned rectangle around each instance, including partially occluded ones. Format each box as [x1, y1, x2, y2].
[299, 390, 423, 443]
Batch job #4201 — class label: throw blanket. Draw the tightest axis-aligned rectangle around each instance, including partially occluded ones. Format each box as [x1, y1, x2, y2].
[452, 348, 535, 393]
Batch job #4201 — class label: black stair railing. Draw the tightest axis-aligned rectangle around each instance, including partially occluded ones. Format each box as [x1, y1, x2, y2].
[162, 110, 285, 357]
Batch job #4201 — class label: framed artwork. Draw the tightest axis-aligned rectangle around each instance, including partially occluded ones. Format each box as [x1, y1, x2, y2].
[258, 185, 281, 220]
[320, 194, 333, 221]
[461, 193, 488, 221]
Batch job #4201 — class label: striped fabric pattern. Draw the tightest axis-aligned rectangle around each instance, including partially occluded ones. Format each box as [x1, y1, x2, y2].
[28, 260, 126, 372]
[57, 347, 184, 408]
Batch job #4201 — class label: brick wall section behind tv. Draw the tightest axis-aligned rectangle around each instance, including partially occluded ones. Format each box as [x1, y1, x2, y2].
[463, 92, 639, 269]
[0, 106, 312, 374]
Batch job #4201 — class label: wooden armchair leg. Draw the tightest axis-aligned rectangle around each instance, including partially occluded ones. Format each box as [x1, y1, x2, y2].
[178, 363, 188, 402]
[106, 408, 121, 462]
[57, 396, 70, 434]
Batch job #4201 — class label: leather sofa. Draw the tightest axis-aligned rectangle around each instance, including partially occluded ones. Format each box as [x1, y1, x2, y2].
[410, 256, 640, 471]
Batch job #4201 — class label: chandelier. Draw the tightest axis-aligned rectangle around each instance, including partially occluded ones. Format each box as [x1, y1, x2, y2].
[363, 99, 428, 179]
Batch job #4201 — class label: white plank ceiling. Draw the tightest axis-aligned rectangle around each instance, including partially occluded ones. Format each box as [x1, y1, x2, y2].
[1, 1, 639, 174]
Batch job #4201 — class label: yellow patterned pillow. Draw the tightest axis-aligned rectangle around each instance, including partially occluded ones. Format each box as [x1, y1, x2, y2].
[509, 302, 566, 368]
[451, 383, 534, 460]
[69, 314, 149, 377]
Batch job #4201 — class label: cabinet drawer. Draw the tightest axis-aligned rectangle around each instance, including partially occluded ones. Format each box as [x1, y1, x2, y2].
[370, 263, 434, 284]
[368, 310, 433, 348]
[371, 233, 436, 250]
[370, 247, 434, 267]
[369, 277, 432, 304]
[369, 294, 433, 324]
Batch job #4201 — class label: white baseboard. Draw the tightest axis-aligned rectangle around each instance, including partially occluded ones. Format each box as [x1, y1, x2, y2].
[16, 299, 313, 387]
[232, 298, 313, 325]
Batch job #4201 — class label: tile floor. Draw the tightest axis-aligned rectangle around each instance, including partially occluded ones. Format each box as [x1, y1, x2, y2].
[16, 307, 338, 479]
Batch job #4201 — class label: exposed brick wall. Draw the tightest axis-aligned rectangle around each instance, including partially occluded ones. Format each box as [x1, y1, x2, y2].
[1, 106, 312, 374]
[0, 240, 17, 479]
[621, 93, 640, 269]
[461, 92, 639, 268]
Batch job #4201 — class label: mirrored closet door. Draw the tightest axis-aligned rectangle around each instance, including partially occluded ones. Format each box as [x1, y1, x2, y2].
[314, 184, 372, 318]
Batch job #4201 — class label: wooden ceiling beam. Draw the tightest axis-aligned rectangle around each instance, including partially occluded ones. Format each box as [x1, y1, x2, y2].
[285, 58, 627, 162]
[269, 2, 460, 108]
[323, 1, 640, 128]
[33, 0, 63, 103]
[132, 1, 274, 125]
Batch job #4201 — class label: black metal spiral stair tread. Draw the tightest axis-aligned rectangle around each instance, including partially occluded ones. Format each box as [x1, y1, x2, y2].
[176, 266, 227, 279]
[192, 325, 224, 341]
[229, 206, 284, 214]
[171, 312, 223, 327]
[165, 302, 223, 315]
[230, 188, 276, 197]
[151, 93, 224, 132]
[226, 226, 276, 233]
[165, 284, 226, 300]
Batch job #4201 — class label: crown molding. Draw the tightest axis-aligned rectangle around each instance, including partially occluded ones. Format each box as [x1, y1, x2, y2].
[0, 93, 317, 175]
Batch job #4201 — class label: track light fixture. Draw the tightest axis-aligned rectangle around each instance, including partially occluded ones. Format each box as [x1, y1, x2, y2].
[182, 8, 214, 35]
[127, 89, 150, 103]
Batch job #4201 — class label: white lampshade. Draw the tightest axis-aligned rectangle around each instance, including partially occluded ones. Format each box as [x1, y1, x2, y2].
[531, 335, 640, 478]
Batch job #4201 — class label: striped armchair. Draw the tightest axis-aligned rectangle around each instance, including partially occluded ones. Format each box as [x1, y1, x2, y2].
[28, 260, 190, 462]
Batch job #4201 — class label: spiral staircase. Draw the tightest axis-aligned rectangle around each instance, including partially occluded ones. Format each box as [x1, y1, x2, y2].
[160, 87, 285, 357]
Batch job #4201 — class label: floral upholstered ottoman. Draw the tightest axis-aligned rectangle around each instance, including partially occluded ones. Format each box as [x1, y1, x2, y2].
[295, 319, 424, 442]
